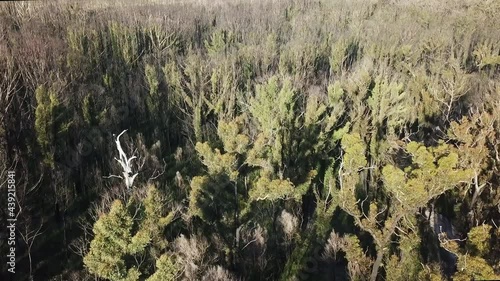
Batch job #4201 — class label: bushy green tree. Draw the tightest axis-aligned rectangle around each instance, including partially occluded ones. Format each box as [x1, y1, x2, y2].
[145, 63, 160, 117]
[440, 224, 500, 281]
[247, 75, 296, 174]
[4, 1, 500, 280]
[83, 200, 146, 281]
[335, 133, 473, 281]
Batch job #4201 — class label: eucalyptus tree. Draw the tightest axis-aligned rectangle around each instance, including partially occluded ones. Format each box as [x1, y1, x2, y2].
[331, 133, 473, 281]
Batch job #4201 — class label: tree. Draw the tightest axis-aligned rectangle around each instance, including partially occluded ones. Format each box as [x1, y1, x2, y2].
[334, 133, 473, 281]
[34, 85, 70, 168]
[447, 111, 497, 217]
[83, 185, 176, 281]
[146, 254, 180, 281]
[246, 75, 296, 175]
[428, 57, 469, 121]
[108, 130, 139, 189]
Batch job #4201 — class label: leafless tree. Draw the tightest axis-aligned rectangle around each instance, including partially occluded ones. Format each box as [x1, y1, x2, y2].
[104, 130, 138, 189]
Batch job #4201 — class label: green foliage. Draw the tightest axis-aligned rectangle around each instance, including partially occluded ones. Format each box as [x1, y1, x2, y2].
[209, 63, 237, 118]
[4, 1, 500, 280]
[162, 60, 183, 101]
[473, 40, 500, 69]
[325, 81, 347, 133]
[336, 132, 368, 221]
[146, 255, 180, 281]
[341, 235, 373, 281]
[66, 27, 90, 72]
[83, 200, 145, 281]
[466, 224, 492, 256]
[146, 24, 177, 54]
[330, 37, 359, 75]
[217, 117, 249, 155]
[386, 232, 423, 281]
[454, 255, 499, 281]
[304, 93, 327, 128]
[35, 85, 70, 167]
[367, 77, 410, 135]
[84, 186, 176, 281]
[248, 76, 296, 138]
[145, 63, 160, 116]
[35, 86, 57, 160]
[383, 142, 474, 218]
[279, 234, 315, 281]
[249, 173, 295, 202]
[246, 75, 298, 175]
[108, 21, 140, 66]
[446, 112, 496, 202]
[195, 142, 238, 181]
[446, 225, 499, 281]
[336, 137, 474, 280]
[341, 133, 368, 170]
[82, 94, 94, 126]
[141, 186, 176, 257]
[179, 52, 213, 142]
[188, 176, 209, 218]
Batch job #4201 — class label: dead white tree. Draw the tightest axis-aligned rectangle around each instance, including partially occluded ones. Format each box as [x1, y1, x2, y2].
[104, 130, 138, 189]
[19, 218, 44, 281]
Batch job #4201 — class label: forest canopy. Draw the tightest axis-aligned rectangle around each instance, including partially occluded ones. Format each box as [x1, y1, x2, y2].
[0, 0, 499, 280]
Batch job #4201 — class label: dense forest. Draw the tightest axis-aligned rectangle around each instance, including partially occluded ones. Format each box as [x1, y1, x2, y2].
[0, 0, 499, 280]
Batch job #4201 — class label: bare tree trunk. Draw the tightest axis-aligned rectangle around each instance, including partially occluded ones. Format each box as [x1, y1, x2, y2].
[370, 213, 404, 281]
[370, 249, 384, 281]
[63, 214, 68, 258]
[471, 171, 485, 208]
[20, 220, 43, 281]
[28, 248, 33, 280]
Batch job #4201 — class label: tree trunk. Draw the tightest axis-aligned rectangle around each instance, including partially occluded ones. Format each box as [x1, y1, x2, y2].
[232, 181, 239, 269]
[370, 249, 384, 281]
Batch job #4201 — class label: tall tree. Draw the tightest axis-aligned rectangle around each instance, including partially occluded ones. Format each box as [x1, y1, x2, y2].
[84, 185, 176, 281]
[334, 133, 473, 281]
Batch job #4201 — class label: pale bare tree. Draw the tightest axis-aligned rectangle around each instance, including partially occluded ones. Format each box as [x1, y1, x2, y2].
[104, 130, 138, 189]
[278, 209, 298, 245]
[174, 234, 214, 280]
